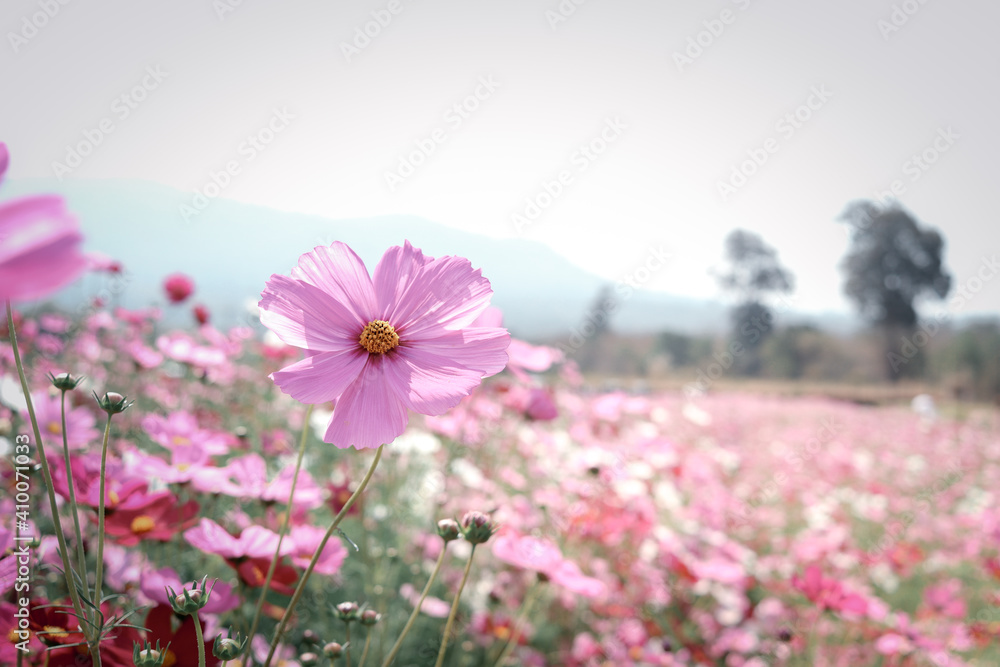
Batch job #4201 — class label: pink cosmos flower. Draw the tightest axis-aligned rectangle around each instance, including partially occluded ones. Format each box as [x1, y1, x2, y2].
[259, 241, 510, 449]
[0, 194, 88, 303]
[184, 518, 293, 559]
[399, 583, 450, 617]
[288, 525, 348, 575]
[163, 272, 194, 303]
[23, 391, 99, 449]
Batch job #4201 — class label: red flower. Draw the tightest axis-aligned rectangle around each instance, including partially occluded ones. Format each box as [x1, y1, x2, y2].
[193, 303, 210, 325]
[144, 604, 220, 666]
[102, 491, 200, 545]
[163, 273, 194, 303]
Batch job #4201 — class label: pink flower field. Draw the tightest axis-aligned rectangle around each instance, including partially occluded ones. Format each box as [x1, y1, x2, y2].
[1, 146, 998, 666]
[3, 291, 1000, 666]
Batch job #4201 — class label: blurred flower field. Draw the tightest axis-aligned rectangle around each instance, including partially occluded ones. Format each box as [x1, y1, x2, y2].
[2, 298, 999, 666]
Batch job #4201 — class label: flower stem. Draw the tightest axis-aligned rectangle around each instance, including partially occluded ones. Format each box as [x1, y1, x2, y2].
[59, 389, 89, 588]
[345, 625, 352, 667]
[491, 581, 542, 667]
[244, 404, 313, 666]
[92, 413, 112, 610]
[358, 628, 373, 667]
[5, 302, 97, 664]
[382, 547, 448, 667]
[194, 612, 207, 667]
[263, 443, 385, 667]
[433, 545, 477, 667]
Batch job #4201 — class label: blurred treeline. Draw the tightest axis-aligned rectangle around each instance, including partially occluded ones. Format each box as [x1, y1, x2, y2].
[565, 318, 1000, 402]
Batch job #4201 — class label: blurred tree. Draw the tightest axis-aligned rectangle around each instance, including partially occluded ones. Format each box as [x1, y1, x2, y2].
[838, 201, 951, 381]
[716, 229, 795, 375]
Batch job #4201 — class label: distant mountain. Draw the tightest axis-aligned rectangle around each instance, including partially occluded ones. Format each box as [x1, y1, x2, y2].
[5, 178, 859, 340]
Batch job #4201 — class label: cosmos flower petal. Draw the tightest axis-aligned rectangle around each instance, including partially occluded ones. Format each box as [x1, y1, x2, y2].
[376, 247, 495, 336]
[371, 240, 432, 317]
[385, 334, 509, 415]
[325, 356, 408, 449]
[259, 274, 364, 351]
[290, 242, 378, 324]
[0, 195, 87, 303]
[403, 328, 510, 377]
[0, 142, 8, 181]
[271, 348, 368, 404]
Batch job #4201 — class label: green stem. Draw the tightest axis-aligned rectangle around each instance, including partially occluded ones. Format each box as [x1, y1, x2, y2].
[358, 628, 373, 667]
[5, 302, 98, 665]
[263, 444, 385, 667]
[60, 389, 89, 587]
[383, 546, 448, 667]
[345, 625, 352, 667]
[491, 581, 542, 667]
[194, 612, 207, 667]
[92, 414, 112, 610]
[243, 404, 313, 666]
[433, 545, 477, 667]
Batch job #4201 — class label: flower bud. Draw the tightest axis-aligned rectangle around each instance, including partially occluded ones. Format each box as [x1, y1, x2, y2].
[213, 630, 247, 660]
[437, 518, 460, 543]
[94, 390, 134, 415]
[299, 652, 320, 666]
[335, 601, 360, 622]
[323, 642, 344, 658]
[133, 640, 167, 666]
[460, 511, 497, 545]
[166, 576, 213, 616]
[360, 609, 381, 626]
[48, 372, 83, 392]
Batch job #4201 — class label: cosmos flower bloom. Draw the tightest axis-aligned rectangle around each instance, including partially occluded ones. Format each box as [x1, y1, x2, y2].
[163, 272, 194, 303]
[22, 391, 99, 449]
[259, 241, 510, 449]
[0, 194, 88, 303]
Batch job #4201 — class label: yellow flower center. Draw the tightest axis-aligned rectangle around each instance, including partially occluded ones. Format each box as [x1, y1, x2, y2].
[131, 515, 156, 534]
[172, 435, 191, 446]
[359, 320, 399, 354]
[163, 649, 178, 667]
[47, 422, 62, 435]
[109, 490, 120, 506]
[43, 625, 68, 639]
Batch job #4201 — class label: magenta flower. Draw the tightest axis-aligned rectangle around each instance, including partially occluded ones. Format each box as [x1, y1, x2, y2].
[183, 518, 293, 559]
[163, 272, 194, 303]
[259, 241, 510, 449]
[0, 142, 8, 182]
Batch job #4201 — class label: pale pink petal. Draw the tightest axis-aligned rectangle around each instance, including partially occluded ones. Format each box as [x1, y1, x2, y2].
[371, 241, 432, 318]
[384, 332, 508, 415]
[239, 525, 292, 558]
[271, 348, 368, 403]
[0, 196, 87, 302]
[259, 274, 363, 351]
[404, 327, 510, 377]
[0, 142, 8, 181]
[184, 518, 242, 558]
[507, 339, 563, 372]
[325, 356, 408, 449]
[290, 243, 377, 324]
[375, 246, 495, 336]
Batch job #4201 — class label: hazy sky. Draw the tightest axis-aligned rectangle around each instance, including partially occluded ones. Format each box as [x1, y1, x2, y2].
[3, 0, 998, 317]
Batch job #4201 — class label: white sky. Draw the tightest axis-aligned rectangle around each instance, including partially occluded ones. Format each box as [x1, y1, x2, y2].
[3, 0, 999, 317]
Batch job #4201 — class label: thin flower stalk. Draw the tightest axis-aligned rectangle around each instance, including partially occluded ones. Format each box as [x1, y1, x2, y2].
[263, 443, 385, 667]
[383, 547, 449, 667]
[433, 545, 478, 667]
